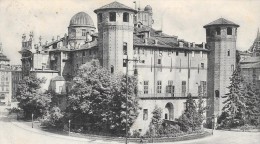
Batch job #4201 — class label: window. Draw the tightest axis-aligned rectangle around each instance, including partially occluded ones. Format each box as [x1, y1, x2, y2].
[181, 81, 186, 97]
[123, 42, 127, 55]
[6, 86, 9, 92]
[111, 65, 114, 74]
[231, 64, 234, 72]
[123, 12, 129, 22]
[227, 27, 232, 35]
[123, 59, 127, 67]
[158, 59, 161, 64]
[184, 51, 187, 56]
[143, 109, 148, 120]
[157, 81, 162, 93]
[82, 29, 86, 36]
[82, 51, 85, 56]
[165, 114, 168, 120]
[98, 13, 102, 22]
[227, 50, 230, 56]
[144, 81, 149, 94]
[109, 12, 116, 21]
[89, 50, 92, 55]
[215, 90, 219, 98]
[192, 51, 195, 57]
[201, 63, 204, 69]
[166, 80, 174, 94]
[216, 27, 221, 35]
[176, 51, 179, 56]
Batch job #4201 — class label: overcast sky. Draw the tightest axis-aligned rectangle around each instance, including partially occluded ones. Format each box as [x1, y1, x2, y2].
[0, 0, 260, 65]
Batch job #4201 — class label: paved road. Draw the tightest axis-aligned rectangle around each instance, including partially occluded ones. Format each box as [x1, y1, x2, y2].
[159, 129, 260, 144]
[1, 115, 260, 144]
[0, 115, 121, 144]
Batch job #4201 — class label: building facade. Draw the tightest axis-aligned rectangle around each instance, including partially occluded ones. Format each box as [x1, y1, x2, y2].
[241, 30, 260, 87]
[19, 1, 239, 134]
[0, 43, 12, 106]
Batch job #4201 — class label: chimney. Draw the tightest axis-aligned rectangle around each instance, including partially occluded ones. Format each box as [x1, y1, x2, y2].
[154, 39, 158, 45]
[144, 39, 148, 45]
[144, 31, 150, 38]
[192, 42, 195, 47]
[202, 42, 206, 49]
[179, 41, 184, 47]
[188, 42, 191, 48]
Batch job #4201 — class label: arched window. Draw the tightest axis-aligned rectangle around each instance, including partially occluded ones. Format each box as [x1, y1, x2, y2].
[227, 49, 230, 56]
[109, 12, 116, 22]
[165, 103, 174, 120]
[98, 13, 102, 23]
[227, 27, 232, 35]
[123, 12, 129, 22]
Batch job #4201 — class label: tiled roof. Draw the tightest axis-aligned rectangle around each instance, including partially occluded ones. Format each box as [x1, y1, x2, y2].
[204, 18, 239, 28]
[94, 1, 137, 13]
[134, 26, 209, 51]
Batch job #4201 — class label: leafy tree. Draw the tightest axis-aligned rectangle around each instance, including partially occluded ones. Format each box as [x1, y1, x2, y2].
[16, 74, 51, 119]
[221, 64, 246, 127]
[66, 60, 139, 135]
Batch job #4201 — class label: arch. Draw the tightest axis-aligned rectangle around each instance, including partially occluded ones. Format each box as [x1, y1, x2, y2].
[164, 102, 174, 121]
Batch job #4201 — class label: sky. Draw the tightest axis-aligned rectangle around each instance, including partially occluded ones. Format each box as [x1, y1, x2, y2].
[0, 0, 260, 65]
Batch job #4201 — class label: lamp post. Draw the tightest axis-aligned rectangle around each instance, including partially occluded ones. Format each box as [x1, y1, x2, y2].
[68, 120, 71, 136]
[124, 56, 138, 144]
[212, 114, 215, 135]
[31, 113, 34, 128]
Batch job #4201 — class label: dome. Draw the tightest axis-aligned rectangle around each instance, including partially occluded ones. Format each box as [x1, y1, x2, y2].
[144, 5, 152, 12]
[69, 12, 95, 28]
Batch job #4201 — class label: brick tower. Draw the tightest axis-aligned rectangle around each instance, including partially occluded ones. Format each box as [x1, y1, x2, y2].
[204, 18, 239, 120]
[94, 1, 137, 74]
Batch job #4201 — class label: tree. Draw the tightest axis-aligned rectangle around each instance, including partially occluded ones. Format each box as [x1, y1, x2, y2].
[222, 64, 246, 127]
[16, 74, 51, 119]
[66, 60, 139, 135]
[177, 93, 203, 132]
[244, 83, 260, 126]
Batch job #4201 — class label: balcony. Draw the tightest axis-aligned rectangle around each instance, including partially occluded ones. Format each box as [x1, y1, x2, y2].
[139, 93, 201, 100]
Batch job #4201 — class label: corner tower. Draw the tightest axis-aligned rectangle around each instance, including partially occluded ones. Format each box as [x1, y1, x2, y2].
[94, 1, 137, 74]
[204, 18, 239, 119]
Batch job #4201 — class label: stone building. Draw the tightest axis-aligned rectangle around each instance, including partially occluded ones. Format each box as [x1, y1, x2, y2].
[19, 1, 239, 134]
[241, 29, 260, 86]
[0, 43, 12, 106]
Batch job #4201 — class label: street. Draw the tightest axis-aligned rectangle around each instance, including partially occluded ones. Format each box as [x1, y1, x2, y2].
[0, 115, 260, 144]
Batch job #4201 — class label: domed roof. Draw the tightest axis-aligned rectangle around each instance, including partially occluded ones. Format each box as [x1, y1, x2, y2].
[144, 5, 152, 12]
[69, 12, 95, 28]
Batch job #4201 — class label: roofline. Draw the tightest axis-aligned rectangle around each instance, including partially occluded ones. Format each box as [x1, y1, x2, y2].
[68, 24, 96, 29]
[134, 44, 210, 52]
[94, 8, 137, 14]
[203, 23, 240, 28]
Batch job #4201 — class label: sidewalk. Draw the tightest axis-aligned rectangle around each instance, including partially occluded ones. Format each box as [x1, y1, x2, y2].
[9, 117, 125, 144]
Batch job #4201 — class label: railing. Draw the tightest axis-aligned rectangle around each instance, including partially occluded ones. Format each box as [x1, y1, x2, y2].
[139, 93, 199, 98]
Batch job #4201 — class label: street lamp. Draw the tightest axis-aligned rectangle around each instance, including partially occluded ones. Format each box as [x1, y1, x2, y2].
[124, 56, 138, 144]
[31, 113, 34, 128]
[212, 114, 215, 135]
[68, 120, 71, 136]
